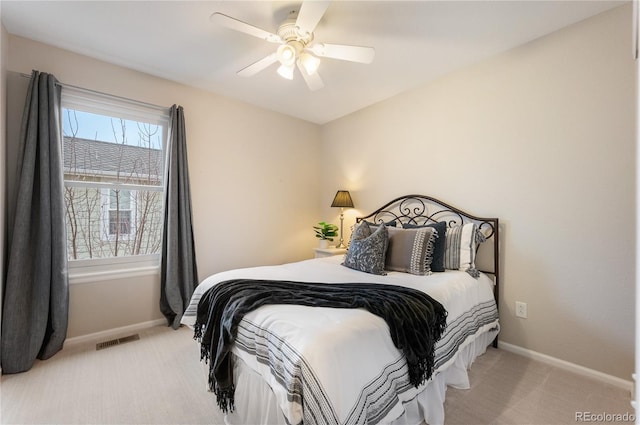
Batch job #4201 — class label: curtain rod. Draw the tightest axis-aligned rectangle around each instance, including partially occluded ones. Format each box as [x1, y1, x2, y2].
[19, 72, 168, 112]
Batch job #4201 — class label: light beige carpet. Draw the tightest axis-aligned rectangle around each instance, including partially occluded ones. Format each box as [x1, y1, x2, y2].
[1, 326, 223, 425]
[1, 326, 632, 424]
[444, 346, 632, 424]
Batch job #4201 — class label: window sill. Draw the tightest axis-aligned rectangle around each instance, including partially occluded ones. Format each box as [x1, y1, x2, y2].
[69, 266, 159, 285]
[69, 254, 160, 285]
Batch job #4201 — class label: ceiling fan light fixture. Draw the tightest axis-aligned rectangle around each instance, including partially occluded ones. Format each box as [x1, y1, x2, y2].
[299, 52, 321, 75]
[277, 44, 297, 66]
[277, 63, 295, 80]
[212, 1, 375, 91]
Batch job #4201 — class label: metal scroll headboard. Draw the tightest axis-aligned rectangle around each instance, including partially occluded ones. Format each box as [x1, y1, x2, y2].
[356, 194, 500, 317]
[356, 194, 497, 240]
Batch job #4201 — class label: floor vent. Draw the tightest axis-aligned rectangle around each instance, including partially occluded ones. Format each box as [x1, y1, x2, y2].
[96, 334, 140, 351]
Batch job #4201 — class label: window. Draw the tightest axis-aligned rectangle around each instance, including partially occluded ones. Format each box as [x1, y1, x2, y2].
[101, 188, 136, 239]
[61, 88, 169, 264]
[109, 189, 132, 236]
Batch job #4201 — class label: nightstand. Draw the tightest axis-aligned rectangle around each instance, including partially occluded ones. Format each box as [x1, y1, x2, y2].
[314, 247, 347, 258]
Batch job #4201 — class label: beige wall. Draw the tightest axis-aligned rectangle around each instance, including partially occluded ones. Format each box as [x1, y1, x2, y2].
[5, 35, 322, 338]
[321, 5, 635, 380]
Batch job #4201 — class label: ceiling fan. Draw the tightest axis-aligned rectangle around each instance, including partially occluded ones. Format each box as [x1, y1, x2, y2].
[210, 1, 375, 91]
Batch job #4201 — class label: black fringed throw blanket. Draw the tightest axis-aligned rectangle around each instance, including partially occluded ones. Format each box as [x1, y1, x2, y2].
[193, 279, 448, 413]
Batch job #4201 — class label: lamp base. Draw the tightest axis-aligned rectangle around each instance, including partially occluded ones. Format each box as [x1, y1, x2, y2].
[336, 210, 347, 249]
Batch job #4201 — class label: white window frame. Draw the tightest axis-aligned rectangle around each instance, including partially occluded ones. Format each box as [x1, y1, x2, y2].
[100, 187, 137, 241]
[62, 87, 170, 280]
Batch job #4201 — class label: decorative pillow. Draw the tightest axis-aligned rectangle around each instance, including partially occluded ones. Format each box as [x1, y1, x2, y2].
[403, 221, 447, 272]
[352, 220, 372, 239]
[444, 223, 485, 277]
[364, 219, 397, 228]
[342, 222, 388, 275]
[385, 226, 438, 275]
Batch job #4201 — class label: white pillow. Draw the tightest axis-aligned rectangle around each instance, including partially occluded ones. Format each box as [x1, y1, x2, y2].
[444, 223, 484, 277]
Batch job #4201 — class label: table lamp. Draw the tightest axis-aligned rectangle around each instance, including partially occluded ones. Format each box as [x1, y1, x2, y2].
[330, 190, 354, 249]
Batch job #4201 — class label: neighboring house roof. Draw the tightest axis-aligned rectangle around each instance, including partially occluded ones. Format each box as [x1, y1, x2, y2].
[64, 136, 163, 183]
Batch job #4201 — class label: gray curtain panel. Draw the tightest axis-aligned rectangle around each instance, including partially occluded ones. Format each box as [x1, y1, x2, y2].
[160, 105, 199, 329]
[1, 70, 69, 373]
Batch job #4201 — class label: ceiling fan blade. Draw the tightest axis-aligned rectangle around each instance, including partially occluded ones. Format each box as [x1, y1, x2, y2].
[238, 52, 278, 77]
[307, 43, 375, 64]
[210, 12, 281, 43]
[295, 0, 331, 35]
[297, 61, 324, 91]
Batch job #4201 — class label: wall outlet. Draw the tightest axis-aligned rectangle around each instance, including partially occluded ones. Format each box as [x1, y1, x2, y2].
[515, 301, 528, 318]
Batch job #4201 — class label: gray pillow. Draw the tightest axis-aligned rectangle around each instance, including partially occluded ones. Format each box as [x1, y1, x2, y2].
[351, 220, 372, 239]
[364, 219, 397, 227]
[342, 222, 388, 275]
[385, 226, 437, 275]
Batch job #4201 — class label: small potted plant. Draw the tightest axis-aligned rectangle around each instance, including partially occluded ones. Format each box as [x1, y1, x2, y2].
[314, 221, 339, 248]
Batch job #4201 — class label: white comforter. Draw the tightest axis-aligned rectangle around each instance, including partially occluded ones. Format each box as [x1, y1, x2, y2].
[181, 256, 499, 425]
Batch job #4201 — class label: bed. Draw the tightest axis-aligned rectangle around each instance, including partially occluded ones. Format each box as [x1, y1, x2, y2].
[181, 194, 500, 425]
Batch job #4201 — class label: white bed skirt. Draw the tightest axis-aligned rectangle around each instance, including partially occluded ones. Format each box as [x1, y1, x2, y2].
[213, 328, 499, 425]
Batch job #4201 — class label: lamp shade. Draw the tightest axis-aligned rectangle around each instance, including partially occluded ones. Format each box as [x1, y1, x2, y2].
[299, 52, 321, 75]
[277, 44, 297, 66]
[331, 190, 354, 208]
[277, 64, 295, 80]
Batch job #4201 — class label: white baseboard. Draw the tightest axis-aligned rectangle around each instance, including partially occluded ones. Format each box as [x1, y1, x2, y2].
[65, 318, 167, 347]
[499, 341, 633, 394]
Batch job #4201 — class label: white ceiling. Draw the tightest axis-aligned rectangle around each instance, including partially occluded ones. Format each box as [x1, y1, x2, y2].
[1, 1, 624, 124]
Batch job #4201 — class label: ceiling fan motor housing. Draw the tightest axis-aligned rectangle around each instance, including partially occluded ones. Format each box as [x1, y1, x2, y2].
[279, 18, 313, 44]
